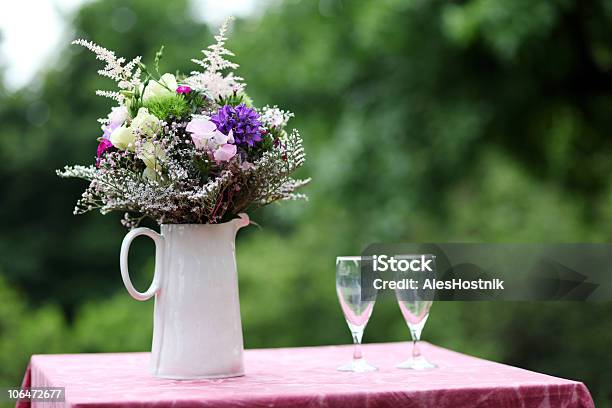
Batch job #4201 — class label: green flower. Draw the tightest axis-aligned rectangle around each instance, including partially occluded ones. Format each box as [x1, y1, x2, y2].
[142, 73, 178, 102]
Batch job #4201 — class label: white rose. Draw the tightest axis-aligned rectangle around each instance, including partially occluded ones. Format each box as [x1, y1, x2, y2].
[109, 125, 135, 151]
[142, 73, 178, 102]
[131, 107, 161, 138]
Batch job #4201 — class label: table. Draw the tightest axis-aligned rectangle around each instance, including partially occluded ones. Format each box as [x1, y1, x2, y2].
[18, 342, 594, 408]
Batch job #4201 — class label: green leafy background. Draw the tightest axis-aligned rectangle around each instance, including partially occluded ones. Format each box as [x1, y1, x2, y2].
[1, 0, 611, 406]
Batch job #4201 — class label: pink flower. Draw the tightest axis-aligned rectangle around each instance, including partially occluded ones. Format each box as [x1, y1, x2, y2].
[101, 106, 128, 139]
[96, 139, 113, 167]
[186, 117, 233, 151]
[213, 144, 237, 162]
[176, 85, 192, 94]
[186, 118, 217, 150]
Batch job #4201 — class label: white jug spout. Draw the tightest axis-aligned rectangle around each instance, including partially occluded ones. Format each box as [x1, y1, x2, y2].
[231, 213, 250, 233]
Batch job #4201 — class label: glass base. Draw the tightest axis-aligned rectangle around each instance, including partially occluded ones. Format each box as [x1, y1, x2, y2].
[396, 355, 437, 370]
[337, 358, 378, 372]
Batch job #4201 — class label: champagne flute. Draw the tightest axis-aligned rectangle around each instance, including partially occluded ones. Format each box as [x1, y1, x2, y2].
[336, 256, 377, 372]
[395, 288, 437, 370]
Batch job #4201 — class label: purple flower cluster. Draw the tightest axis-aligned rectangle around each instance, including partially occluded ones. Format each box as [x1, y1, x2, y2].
[211, 104, 263, 147]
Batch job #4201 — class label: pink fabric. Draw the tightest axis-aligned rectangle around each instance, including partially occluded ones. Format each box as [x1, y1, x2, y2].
[19, 342, 593, 408]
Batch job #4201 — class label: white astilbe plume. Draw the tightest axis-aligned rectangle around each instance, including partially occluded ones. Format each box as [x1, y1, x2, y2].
[259, 106, 295, 130]
[72, 39, 142, 102]
[185, 17, 245, 99]
[187, 71, 244, 100]
[191, 17, 238, 73]
[95, 90, 124, 103]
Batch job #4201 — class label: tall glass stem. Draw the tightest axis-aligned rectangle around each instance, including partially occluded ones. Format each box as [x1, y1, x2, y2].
[412, 339, 421, 359]
[352, 331, 363, 360]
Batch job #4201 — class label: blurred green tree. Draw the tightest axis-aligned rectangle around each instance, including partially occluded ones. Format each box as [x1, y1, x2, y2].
[0, 0, 611, 405]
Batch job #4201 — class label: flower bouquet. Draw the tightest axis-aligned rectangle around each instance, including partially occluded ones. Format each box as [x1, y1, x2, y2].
[58, 18, 308, 228]
[58, 19, 309, 379]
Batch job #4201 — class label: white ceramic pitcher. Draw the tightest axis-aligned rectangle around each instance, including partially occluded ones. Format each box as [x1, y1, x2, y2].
[119, 214, 250, 379]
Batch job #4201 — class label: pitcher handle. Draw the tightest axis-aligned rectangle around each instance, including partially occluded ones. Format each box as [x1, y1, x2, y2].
[120, 227, 164, 301]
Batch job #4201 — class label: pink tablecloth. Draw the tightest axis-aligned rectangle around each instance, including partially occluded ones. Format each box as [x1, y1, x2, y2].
[18, 342, 593, 408]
